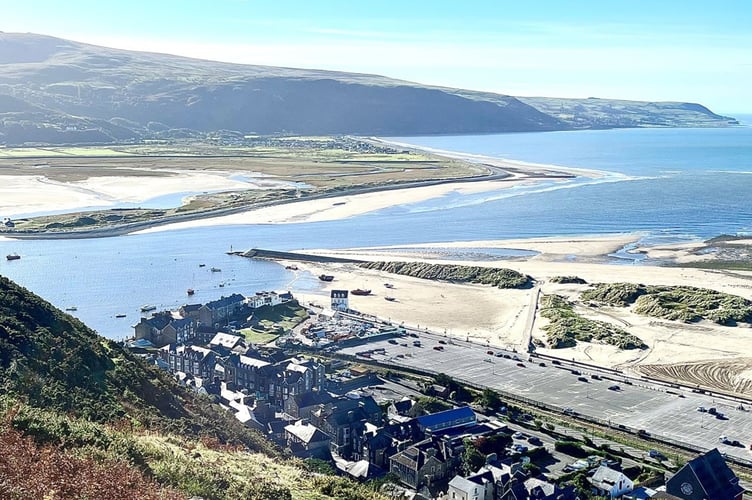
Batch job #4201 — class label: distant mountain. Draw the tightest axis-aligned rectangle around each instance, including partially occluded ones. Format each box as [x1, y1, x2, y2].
[0, 32, 736, 145]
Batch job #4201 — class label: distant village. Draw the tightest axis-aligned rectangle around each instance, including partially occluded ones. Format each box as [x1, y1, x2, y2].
[126, 290, 746, 500]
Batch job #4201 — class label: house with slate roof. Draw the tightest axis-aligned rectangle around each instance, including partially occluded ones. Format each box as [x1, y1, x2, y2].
[284, 420, 331, 459]
[389, 437, 454, 489]
[199, 293, 246, 327]
[310, 394, 382, 458]
[666, 448, 743, 500]
[446, 469, 495, 500]
[134, 311, 197, 347]
[285, 390, 335, 419]
[416, 406, 476, 433]
[589, 465, 633, 498]
[160, 344, 216, 379]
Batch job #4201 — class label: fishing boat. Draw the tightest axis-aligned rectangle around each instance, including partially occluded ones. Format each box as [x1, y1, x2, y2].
[140, 304, 156, 312]
[318, 274, 334, 282]
[6, 254, 20, 261]
[351, 289, 372, 296]
[187, 288, 195, 295]
[65, 306, 77, 311]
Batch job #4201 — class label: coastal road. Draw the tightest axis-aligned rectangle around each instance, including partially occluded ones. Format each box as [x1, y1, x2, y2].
[336, 332, 752, 465]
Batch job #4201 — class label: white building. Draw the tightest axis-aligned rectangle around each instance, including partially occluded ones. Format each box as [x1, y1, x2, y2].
[589, 465, 634, 498]
[330, 290, 349, 311]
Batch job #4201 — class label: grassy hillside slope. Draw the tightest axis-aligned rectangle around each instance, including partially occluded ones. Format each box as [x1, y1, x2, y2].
[0, 276, 385, 499]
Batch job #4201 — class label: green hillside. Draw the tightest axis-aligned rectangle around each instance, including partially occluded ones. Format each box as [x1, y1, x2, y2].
[0, 276, 385, 499]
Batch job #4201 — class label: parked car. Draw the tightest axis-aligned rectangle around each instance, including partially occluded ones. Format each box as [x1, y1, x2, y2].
[608, 385, 621, 391]
[438, 339, 447, 344]
[577, 376, 588, 382]
[512, 431, 526, 439]
[708, 407, 717, 415]
[388, 339, 398, 344]
[487, 350, 495, 355]
[648, 449, 663, 459]
[433, 345, 444, 351]
[571, 370, 582, 376]
[552, 360, 562, 365]
[563, 408, 575, 415]
[516, 362, 525, 368]
[538, 362, 546, 367]
[590, 374, 601, 380]
[527, 436, 542, 446]
[697, 406, 707, 412]
[503, 354, 511, 359]
[719, 435, 729, 444]
[495, 352, 504, 357]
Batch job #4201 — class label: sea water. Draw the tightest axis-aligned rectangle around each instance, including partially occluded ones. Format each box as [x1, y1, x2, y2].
[2, 125, 750, 338]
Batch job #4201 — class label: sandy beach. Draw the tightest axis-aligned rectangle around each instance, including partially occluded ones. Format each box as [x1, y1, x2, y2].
[276, 236, 752, 392]
[5, 144, 752, 391]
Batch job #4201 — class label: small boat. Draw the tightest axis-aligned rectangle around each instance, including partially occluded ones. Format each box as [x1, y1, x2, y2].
[65, 306, 77, 311]
[351, 289, 372, 296]
[6, 254, 20, 261]
[385, 296, 396, 302]
[218, 282, 225, 287]
[319, 274, 334, 282]
[384, 283, 394, 289]
[285, 265, 298, 270]
[115, 314, 127, 318]
[140, 304, 156, 312]
[187, 288, 195, 295]
[211, 267, 222, 272]
[332, 201, 347, 206]
[198, 263, 206, 267]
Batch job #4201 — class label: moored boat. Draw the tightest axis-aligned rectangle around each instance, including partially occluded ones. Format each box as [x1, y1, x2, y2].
[351, 288, 372, 296]
[211, 267, 221, 272]
[65, 306, 77, 311]
[115, 313, 127, 318]
[6, 254, 20, 261]
[385, 296, 396, 301]
[285, 265, 299, 270]
[319, 274, 334, 282]
[140, 304, 156, 312]
[187, 288, 195, 295]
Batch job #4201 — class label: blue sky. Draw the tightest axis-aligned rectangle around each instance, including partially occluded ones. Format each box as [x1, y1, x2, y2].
[3, 0, 751, 113]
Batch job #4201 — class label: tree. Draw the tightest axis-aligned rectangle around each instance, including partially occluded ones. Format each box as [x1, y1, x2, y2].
[476, 388, 502, 410]
[461, 439, 486, 475]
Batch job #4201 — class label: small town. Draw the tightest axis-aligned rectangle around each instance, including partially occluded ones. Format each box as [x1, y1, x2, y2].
[125, 288, 747, 500]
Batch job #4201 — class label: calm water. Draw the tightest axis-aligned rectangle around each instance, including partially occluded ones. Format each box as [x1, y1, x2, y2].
[2, 126, 751, 339]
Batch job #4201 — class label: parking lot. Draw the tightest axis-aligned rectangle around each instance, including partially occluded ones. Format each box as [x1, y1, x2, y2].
[337, 330, 752, 463]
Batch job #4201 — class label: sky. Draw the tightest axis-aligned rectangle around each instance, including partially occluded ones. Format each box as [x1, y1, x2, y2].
[2, 0, 751, 113]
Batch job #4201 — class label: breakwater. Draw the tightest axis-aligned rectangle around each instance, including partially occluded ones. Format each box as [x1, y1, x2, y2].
[237, 248, 365, 264]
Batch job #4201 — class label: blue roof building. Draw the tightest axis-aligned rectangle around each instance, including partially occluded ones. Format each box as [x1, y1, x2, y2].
[416, 406, 476, 433]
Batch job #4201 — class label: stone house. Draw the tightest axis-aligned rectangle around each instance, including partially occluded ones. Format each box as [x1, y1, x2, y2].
[198, 293, 246, 327]
[284, 420, 331, 459]
[161, 344, 216, 379]
[389, 437, 452, 490]
[134, 312, 196, 347]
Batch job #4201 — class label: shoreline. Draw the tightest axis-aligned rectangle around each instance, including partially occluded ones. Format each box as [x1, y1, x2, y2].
[1, 143, 581, 239]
